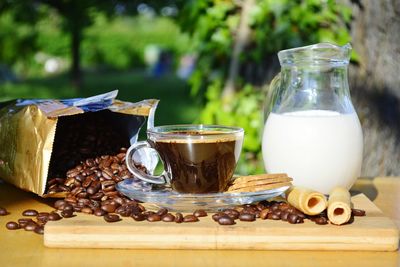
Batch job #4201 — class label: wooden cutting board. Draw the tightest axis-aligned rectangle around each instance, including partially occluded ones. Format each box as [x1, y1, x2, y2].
[44, 194, 399, 251]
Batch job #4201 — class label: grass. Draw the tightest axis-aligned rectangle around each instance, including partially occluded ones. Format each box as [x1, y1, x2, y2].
[0, 70, 201, 126]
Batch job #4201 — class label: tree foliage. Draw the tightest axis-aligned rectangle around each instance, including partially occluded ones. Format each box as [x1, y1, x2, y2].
[178, 0, 353, 173]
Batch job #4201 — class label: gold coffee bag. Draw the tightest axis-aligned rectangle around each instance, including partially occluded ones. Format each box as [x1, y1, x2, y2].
[0, 90, 158, 197]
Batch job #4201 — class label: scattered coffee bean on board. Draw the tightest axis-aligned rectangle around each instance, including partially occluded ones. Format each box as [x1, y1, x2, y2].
[156, 208, 168, 217]
[147, 214, 161, 222]
[193, 209, 207, 217]
[352, 208, 366, 216]
[239, 213, 256, 222]
[183, 215, 199, 223]
[34, 226, 44, 235]
[104, 214, 120, 223]
[162, 213, 175, 222]
[132, 213, 146, 221]
[175, 213, 183, 223]
[48, 212, 62, 221]
[218, 215, 235, 225]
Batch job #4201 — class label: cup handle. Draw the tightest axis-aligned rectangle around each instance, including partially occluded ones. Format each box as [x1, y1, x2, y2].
[125, 141, 169, 185]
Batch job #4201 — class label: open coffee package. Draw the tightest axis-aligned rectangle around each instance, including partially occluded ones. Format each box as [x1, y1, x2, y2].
[0, 90, 158, 197]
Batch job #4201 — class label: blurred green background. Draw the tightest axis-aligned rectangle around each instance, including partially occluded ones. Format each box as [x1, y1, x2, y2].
[1, 0, 399, 176]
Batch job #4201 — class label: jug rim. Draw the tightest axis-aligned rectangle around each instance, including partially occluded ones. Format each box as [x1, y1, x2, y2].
[278, 43, 352, 67]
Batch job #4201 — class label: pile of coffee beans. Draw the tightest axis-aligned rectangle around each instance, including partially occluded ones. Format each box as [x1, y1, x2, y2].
[46, 147, 132, 195]
[47, 112, 130, 179]
[2, 148, 367, 235]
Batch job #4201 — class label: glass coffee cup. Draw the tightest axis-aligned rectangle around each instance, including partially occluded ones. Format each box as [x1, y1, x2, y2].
[126, 125, 244, 194]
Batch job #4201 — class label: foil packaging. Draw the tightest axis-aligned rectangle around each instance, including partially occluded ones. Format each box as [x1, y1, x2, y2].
[0, 90, 158, 197]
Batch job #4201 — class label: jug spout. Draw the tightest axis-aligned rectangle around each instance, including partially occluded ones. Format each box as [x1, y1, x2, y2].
[278, 43, 352, 67]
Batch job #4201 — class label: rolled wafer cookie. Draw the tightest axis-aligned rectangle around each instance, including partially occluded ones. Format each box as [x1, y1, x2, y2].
[227, 181, 292, 193]
[228, 176, 292, 190]
[327, 187, 352, 225]
[231, 173, 288, 184]
[286, 186, 327, 215]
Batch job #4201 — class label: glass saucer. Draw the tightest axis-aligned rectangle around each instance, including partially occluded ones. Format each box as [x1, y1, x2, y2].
[116, 178, 290, 212]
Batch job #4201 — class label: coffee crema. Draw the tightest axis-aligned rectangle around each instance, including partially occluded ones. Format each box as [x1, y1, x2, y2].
[149, 130, 241, 193]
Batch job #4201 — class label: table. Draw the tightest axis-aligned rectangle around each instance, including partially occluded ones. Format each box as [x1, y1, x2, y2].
[0, 177, 399, 267]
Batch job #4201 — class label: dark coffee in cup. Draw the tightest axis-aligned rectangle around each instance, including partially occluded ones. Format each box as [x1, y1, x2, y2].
[149, 131, 241, 193]
[126, 125, 244, 194]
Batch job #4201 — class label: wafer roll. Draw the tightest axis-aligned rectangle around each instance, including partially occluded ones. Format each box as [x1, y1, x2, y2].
[286, 186, 327, 215]
[327, 187, 352, 225]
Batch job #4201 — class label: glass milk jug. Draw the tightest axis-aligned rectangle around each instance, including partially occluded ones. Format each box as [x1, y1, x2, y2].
[262, 43, 363, 194]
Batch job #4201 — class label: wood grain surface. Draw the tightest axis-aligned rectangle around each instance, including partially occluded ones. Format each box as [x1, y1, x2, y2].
[43, 194, 398, 251]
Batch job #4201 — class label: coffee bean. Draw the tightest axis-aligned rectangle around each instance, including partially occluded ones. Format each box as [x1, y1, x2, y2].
[218, 215, 235, 225]
[352, 209, 366, 216]
[87, 186, 98, 195]
[259, 209, 270, 220]
[0, 207, 9, 216]
[212, 212, 224, 222]
[93, 209, 107, 216]
[101, 203, 117, 213]
[62, 204, 74, 212]
[183, 215, 199, 223]
[24, 222, 38, 231]
[54, 200, 67, 210]
[61, 210, 75, 218]
[113, 197, 125, 206]
[239, 213, 256, 222]
[71, 182, 83, 193]
[73, 206, 82, 212]
[175, 212, 183, 223]
[315, 217, 328, 225]
[6, 221, 20, 230]
[34, 226, 44, 235]
[90, 192, 104, 200]
[115, 206, 132, 217]
[193, 209, 207, 217]
[48, 212, 62, 221]
[104, 214, 120, 223]
[241, 208, 257, 215]
[279, 203, 290, 210]
[280, 211, 290, 221]
[223, 209, 239, 219]
[267, 213, 281, 220]
[293, 210, 306, 219]
[80, 207, 93, 214]
[65, 196, 77, 204]
[132, 213, 146, 221]
[162, 213, 175, 222]
[82, 176, 92, 188]
[22, 209, 38, 216]
[288, 214, 299, 224]
[156, 208, 168, 217]
[37, 213, 49, 223]
[147, 214, 162, 222]
[76, 192, 88, 199]
[78, 198, 91, 206]
[18, 218, 34, 227]
[256, 202, 267, 211]
[271, 204, 280, 211]
[272, 209, 282, 217]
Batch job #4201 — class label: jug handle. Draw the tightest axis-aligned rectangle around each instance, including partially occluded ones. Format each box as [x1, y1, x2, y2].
[264, 72, 281, 122]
